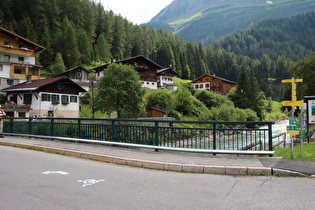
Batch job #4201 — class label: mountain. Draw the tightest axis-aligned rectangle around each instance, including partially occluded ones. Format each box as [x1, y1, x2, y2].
[148, 0, 315, 44]
[213, 12, 315, 61]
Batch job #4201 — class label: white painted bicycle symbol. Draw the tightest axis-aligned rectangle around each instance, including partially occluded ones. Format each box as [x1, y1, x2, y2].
[78, 179, 104, 187]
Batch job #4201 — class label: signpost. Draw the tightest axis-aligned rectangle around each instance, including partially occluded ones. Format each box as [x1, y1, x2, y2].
[282, 78, 303, 158]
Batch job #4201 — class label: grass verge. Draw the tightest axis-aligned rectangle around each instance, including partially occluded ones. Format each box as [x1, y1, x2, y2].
[274, 141, 315, 161]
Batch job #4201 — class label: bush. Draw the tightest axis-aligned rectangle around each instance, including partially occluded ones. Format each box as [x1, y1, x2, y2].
[245, 109, 259, 121]
[195, 90, 216, 108]
[146, 90, 171, 111]
[80, 92, 91, 105]
[235, 108, 247, 122]
[174, 87, 193, 116]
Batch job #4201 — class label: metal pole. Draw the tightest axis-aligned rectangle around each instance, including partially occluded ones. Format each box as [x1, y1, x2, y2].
[300, 106, 304, 158]
[91, 80, 94, 118]
[291, 77, 294, 159]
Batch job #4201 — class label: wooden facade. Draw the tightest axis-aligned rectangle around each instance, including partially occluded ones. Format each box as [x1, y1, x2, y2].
[146, 107, 167, 118]
[0, 27, 45, 90]
[192, 74, 236, 94]
[55, 66, 91, 91]
[92, 55, 177, 90]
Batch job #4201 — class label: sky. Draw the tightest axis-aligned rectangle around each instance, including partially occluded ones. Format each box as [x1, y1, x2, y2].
[100, 0, 173, 25]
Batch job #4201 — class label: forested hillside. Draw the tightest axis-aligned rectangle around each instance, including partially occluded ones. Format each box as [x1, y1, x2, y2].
[148, 0, 315, 45]
[213, 12, 315, 61]
[0, 0, 297, 101]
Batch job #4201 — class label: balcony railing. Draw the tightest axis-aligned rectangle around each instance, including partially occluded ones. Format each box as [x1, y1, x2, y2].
[4, 102, 31, 109]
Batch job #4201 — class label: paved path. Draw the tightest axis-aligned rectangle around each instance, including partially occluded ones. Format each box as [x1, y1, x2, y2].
[1, 135, 314, 177]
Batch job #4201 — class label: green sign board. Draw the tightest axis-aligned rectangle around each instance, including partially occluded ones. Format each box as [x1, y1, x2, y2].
[287, 126, 300, 135]
[289, 119, 297, 126]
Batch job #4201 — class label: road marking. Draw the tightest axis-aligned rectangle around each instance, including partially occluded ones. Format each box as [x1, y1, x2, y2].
[42, 171, 70, 175]
[78, 179, 104, 187]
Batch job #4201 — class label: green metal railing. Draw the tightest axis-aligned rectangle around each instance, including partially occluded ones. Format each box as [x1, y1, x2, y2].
[3, 117, 275, 152]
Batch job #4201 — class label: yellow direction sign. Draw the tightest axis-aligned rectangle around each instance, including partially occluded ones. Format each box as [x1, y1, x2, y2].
[281, 79, 303, 83]
[282, 100, 304, 107]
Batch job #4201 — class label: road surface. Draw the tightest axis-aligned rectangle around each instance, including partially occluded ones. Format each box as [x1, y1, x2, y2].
[1, 146, 314, 209]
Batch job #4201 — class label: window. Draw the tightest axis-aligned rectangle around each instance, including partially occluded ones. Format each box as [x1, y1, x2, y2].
[57, 85, 64, 90]
[70, 96, 77, 103]
[61, 95, 69, 103]
[41, 94, 50, 101]
[200, 84, 203, 88]
[29, 68, 39, 76]
[52, 94, 60, 102]
[18, 112, 26, 117]
[7, 79, 13, 86]
[0, 65, 2, 71]
[4, 55, 10, 62]
[14, 66, 26, 74]
[18, 57, 24, 64]
[48, 111, 54, 117]
[24, 94, 32, 104]
[195, 85, 199, 89]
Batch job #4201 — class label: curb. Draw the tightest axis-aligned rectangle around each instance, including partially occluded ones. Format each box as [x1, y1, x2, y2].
[0, 141, 309, 177]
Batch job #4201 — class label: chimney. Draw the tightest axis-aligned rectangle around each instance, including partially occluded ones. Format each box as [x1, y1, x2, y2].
[26, 75, 32, 83]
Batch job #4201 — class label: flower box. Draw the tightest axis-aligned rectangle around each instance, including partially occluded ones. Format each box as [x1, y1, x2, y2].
[61, 102, 69, 105]
[52, 101, 60, 105]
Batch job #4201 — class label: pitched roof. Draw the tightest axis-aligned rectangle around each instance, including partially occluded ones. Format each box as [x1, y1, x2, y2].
[0, 26, 45, 53]
[55, 66, 90, 77]
[2, 77, 86, 93]
[157, 67, 178, 76]
[91, 55, 164, 72]
[192, 74, 236, 84]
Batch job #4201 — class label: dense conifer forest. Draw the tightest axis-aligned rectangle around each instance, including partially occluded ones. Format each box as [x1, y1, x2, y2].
[1, 0, 313, 101]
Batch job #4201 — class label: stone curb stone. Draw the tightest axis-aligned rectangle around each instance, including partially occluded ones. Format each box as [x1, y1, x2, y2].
[81, 153, 113, 163]
[143, 161, 165, 170]
[247, 167, 272, 176]
[164, 163, 182, 172]
[127, 159, 144, 167]
[112, 157, 128, 165]
[226, 166, 247, 175]
[182, 164, 204, 173]
[204, 166, 226, 175]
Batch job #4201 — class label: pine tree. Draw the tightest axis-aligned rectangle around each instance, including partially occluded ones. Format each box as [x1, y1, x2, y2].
[232, 65, 248, 109]
[77, 28, 93, 64]
[97, 34, 111, 63]
[49, 53, 66, 76]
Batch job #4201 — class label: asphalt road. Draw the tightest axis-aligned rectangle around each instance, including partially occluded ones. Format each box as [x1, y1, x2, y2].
[1, 145, 314, 210]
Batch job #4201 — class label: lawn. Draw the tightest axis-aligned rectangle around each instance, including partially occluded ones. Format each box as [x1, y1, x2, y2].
[274, 141, 315, 161]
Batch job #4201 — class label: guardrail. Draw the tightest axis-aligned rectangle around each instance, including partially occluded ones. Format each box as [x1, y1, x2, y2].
[3, 118, 275, 156]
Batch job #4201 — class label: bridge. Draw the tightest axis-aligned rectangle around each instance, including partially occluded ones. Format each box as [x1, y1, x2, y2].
[3, 118, 285, 156]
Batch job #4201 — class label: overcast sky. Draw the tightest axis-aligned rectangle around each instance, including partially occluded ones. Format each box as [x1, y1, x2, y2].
[100, 0, 173, 24]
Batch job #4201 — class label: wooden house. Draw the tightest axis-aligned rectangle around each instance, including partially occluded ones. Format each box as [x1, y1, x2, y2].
[55, 66, 91, 92]
[92, 55, 177, 90]
[146, 107, 168, 118]
[157, 67, 178, 89]
[2, 77, 86, 118]
[0, 26, 45, 90]
[192, 74, 236, 94]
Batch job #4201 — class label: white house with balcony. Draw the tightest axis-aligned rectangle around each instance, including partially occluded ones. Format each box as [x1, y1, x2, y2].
[0, 26, 45, 90]
[2, 77, 86, 118]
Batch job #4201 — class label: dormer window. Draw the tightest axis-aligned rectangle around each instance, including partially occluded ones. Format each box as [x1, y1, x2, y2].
[4, 41, 13, 48]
